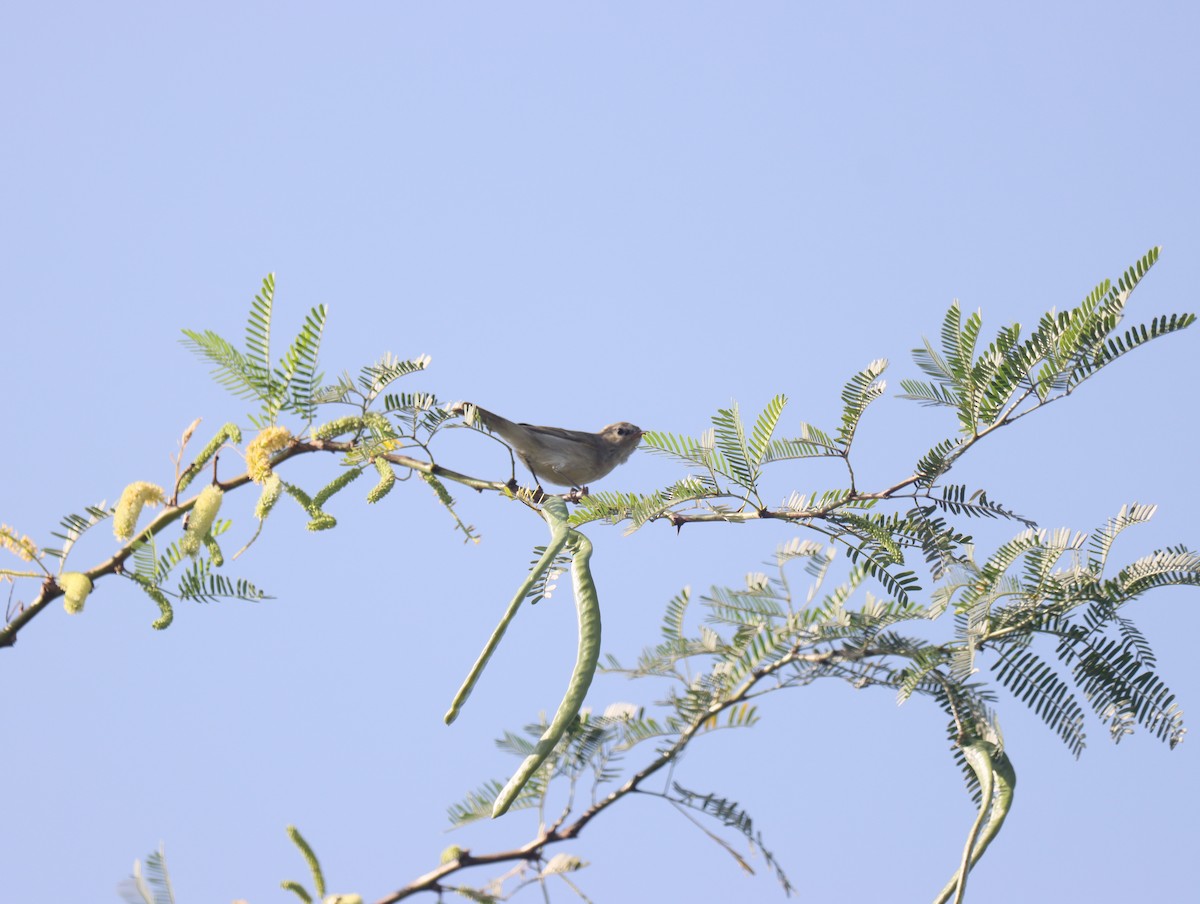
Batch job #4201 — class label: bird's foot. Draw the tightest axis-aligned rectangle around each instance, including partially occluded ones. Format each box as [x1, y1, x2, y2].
[564, 486, 590, 503]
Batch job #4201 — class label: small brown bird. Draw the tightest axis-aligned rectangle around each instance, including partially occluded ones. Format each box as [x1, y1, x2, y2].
[452, 403, 643, 491]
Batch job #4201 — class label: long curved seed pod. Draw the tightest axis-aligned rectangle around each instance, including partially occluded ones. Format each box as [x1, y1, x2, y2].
[926, 744, 1012, 897]
[492, 525, 600, 817]
[444, 496, 573, 725]
[933, 741, 1016, 904]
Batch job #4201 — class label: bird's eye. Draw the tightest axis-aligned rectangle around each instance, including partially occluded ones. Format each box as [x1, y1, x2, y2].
[618, 427, 629, 435]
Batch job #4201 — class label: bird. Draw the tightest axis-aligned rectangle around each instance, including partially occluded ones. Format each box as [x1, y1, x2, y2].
[450, 402, 643, 495]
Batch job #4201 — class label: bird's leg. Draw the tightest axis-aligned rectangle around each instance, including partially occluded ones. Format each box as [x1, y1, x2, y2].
[564, 486, 590, 503]
[518, 466, 544, 503]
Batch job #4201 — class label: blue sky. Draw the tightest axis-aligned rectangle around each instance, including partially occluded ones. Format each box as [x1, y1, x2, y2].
[2, 3, 1197, 902]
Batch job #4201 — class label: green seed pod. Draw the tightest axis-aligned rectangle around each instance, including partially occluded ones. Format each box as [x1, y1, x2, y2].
[492, 507, 600, 817]
[443, 497, 574, 726]
[181, 485, 223, 557]
[114, 482, 165, 539]
[439, 845, 465, 864]
[59, 572, 93, 614]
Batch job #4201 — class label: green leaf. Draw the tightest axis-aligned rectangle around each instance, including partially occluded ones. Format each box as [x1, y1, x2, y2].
[274, 304, 328, 421]
[897, 378, 959, 408]
[117, 843, 175, 904]
[837, 359, 888, 449]
[1086, 503, 1158, 573]
[244, 273, 276, 388]
[670, 782, 795, 895]
[746, 394, 787, 469]
[991, 646, 1087, 757]
[180, 328, 270, 403]
[358, 352, 431, 403]
[45, 503, 112, 562]
[447, 779, 506, 826]
[176, 559, 270, 604]
[712, 403, 755, 488]
[1069, 312, 1195, 388]
[759, 421, 843, 462]
[661, 587, 692, 642]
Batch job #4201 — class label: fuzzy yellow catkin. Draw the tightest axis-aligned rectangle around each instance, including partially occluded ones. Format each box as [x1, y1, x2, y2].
[0, 524, 40, 562]
[313, 416, 363, 440]
[306, 512, 337, 532]
[543, 853, 585, 874]
[324, 896, 363, 904]
[245, 426, 292, 483]
[144, 584, 174, 630]
[255, 472, 284, 520]
[366, 458, 395, 503]
[203, 533, 224, 567]
[178, 423, 243, 493]
[180, 485, 223, 557]
[58, 572, 93, 614]
[113, 482, 166, 539]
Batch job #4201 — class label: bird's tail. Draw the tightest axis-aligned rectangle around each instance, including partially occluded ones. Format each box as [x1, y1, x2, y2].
[449, 402, 516, 438]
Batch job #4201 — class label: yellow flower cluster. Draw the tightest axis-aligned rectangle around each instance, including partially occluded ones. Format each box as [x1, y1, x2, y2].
[0, 524, 40, 562]
[246, 426, 292, 483]
[180, 485, 224, 557]
[58, 572, 93, 614]
[113, 481, 166, 539]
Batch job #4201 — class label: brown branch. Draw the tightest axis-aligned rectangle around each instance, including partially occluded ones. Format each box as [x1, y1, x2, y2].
[0, 440, 513, 651]
[643, 395, 1048, 530]
[0, 375, 1053, 651]
[373, 644, 853, 902]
